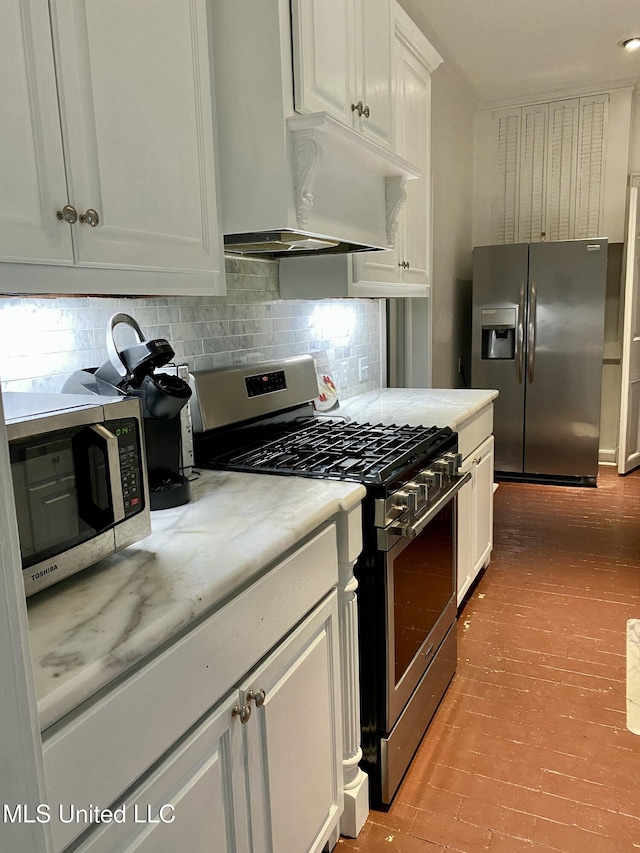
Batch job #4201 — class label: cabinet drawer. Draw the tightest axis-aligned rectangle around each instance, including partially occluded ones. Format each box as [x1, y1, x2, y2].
[42, 523, 338, 852]
[458, 405, 493, 460]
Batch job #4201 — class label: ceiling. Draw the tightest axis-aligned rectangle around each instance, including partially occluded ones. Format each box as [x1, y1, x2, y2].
[398, 0, 640, 106]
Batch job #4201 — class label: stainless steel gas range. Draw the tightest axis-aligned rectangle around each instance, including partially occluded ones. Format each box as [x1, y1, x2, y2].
[189, 355, 469, 806]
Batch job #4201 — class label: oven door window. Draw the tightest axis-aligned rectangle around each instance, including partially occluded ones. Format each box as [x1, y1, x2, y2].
[386, 498, 457, 729]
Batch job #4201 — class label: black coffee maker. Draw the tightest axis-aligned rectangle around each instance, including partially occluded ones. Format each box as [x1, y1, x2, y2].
[63, 313, 192, 510]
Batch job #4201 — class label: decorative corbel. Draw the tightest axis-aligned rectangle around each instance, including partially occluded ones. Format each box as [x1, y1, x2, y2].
[385, 175, 407, 248]
[292, 132, 324, 228]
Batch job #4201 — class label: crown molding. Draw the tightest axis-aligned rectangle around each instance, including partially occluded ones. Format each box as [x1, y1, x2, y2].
[477, 77, 638, 111]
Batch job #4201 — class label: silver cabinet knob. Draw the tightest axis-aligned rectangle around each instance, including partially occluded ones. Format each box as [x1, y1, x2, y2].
[79, 208, 100, 227]
[56, 204, 78, 224]
[363, 104, 370, 118]
[232, 704, 252, 724]
[351, 100, 364, 116]
[246, 688, 266, 708]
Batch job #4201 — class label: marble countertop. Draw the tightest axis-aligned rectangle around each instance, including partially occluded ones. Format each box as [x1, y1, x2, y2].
[337, 387, 498, 430]
[27, 470, 365, 731]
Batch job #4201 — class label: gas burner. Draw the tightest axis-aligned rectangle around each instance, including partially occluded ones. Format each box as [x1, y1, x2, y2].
[212, 419, 451, 485]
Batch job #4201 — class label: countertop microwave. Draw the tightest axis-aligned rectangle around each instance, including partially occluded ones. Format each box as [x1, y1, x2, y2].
[5, 392, 151, 597]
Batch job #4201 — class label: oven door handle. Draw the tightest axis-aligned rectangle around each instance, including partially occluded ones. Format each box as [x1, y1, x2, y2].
[387, 472, 471, 541]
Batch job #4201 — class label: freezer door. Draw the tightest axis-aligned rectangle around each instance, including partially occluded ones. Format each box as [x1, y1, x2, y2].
[524, 239, 607, 478]
[472, 243, 529, 473]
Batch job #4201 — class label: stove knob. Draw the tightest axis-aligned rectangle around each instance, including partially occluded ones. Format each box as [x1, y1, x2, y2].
[418, 469, 443, 489]
[443, 452, 462, 475]
[436, 456, 454, 476]
[394, 485, 420, 513]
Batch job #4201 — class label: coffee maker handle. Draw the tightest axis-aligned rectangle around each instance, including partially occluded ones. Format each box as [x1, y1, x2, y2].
[106, 313, 147, 381]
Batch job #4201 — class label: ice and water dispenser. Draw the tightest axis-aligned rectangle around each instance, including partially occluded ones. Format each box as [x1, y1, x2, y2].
[481, 308, 516, 360]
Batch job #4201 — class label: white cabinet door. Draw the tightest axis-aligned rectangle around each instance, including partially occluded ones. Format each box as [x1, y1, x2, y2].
[1, 0, 72, 264]
[75, 693, 250, 853]
[456, 457, 474, 607]
[291, 0, 391, 146]
[243, 592, 342, 853]
[352, 0, 392, 147]
[457, 435, 494, 606]
[395, 39, 431, 286]
[353, 8, 435, 291]
[472, 436, 494, 576]
[291, 0, 353, 124]
[50, 0, 223, 274]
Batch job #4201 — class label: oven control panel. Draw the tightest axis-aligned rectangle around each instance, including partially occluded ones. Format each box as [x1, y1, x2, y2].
[245, 369, 287, 397]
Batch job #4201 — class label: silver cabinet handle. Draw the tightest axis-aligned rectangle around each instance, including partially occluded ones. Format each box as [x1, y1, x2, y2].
[516, 281, 525, 384]
[351, 100, 364, 116]
[56, 204, 78, 224]
[79, 208, 100, 227]
[527, 281, 537, 383]
[363, 104, 370, 118]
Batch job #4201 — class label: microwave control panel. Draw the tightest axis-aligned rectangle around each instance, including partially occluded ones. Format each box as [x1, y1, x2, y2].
[111, 419, 145, 516]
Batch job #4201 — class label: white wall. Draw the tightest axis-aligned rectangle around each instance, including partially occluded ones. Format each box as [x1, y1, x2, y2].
[429, 64, 476, 389]
[628, 88, 640, 175]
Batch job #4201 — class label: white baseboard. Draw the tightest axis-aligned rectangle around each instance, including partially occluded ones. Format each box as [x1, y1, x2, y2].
[599, 448, 617, 465]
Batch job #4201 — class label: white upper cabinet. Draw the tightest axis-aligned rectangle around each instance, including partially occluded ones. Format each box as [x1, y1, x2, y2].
[351, 6, 441, 295]
[291, 0, 393, 147]
[2, 0, 72, 264]
[1, 0, 225, 293]
[476, 87, 632, 246]
[279, 6, 442, 300]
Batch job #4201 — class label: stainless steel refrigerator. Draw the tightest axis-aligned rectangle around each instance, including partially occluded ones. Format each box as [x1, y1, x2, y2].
[471, 239, 608, 485]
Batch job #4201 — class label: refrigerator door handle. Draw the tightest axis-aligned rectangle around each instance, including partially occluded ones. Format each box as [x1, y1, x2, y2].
[527, 282, 537, 383]
[516, 281, 526, 384]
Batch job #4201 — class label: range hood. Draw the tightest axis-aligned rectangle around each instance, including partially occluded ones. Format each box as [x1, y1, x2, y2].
[224, 229, 386, 258]
[211, 1, 422, 262]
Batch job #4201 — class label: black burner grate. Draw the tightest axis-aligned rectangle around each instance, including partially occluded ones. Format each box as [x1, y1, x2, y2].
[213, 419, 453, 485]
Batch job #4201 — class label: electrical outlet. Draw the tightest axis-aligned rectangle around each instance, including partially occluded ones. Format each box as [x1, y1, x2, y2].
[358, 356, 369, 382]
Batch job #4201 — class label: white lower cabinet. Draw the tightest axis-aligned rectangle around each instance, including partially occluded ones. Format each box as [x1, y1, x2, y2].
[73, 593, 341, 853]
[457, 435, 494, 606]
[74, 693, 249, 853]
[241, 593, 342, 853]
[42, 524, 345, 853]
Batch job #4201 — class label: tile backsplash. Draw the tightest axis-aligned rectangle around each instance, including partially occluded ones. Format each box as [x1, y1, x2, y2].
[0, 258, 382, 402]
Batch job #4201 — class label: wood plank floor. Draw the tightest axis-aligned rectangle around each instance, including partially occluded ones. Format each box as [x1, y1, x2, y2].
[336, 466, 640, 853]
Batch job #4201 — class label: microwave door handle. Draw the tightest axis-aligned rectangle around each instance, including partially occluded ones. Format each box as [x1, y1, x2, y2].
[73, 424, 125, 530]
[92, 424, 125, 523]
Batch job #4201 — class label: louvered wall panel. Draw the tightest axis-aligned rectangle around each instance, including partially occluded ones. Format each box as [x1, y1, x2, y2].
[518, 104, 548, 242]
[545, 99, 579, 241]
[575, 95, 608, 238]
[492, 109, 520, 244]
